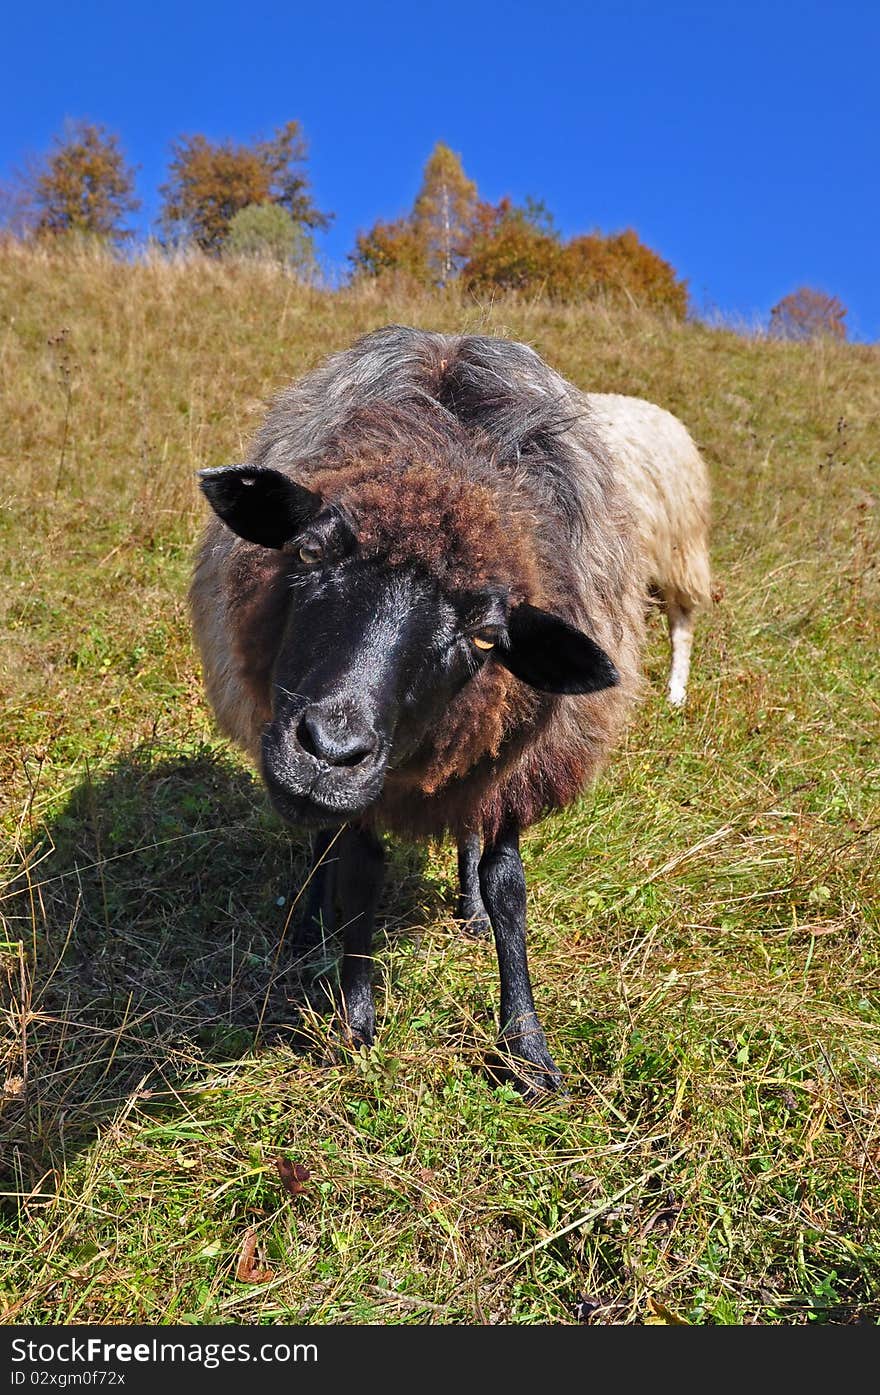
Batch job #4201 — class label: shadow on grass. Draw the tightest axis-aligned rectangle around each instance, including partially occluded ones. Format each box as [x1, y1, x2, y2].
[0, 743, 437, 1199]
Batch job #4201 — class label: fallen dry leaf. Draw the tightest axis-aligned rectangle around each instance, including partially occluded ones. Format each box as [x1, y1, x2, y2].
[645, 1293, 690, 1325]
[236, 1228, 273, 1283]
[276, 1156, 310, 1197]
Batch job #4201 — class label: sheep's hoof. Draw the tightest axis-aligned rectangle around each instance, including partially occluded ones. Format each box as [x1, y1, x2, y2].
[337, 993, 375, 1051]
[513, 1059, 566, 1101]
[346, 1024, 374, 1051]
[457, 891, 492, 939]
[457, 909, 492, 940]
[496, 1024, 565, 1100]
[323, 1016, 375, 1067]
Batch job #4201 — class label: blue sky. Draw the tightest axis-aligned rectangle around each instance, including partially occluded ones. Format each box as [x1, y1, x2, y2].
[3, 0, 877, 337]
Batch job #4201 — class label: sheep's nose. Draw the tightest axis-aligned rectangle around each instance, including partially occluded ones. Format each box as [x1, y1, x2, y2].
[296, 705, 379, 768]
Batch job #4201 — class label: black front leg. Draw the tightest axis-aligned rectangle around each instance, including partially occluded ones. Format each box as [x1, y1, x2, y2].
[336, 825, 385, 1047]
[479, 822, 563, 1097]
[456, 832, 491, 938]
[292, 829, 339, 960]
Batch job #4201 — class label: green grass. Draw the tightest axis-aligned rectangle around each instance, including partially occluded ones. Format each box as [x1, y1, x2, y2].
[1, 239, 878, 1324]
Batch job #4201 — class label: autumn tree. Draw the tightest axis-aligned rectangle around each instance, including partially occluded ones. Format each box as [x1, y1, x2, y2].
[20, 120, 139, 244]
[349, 216, 431, 285]
[463, 214, 688, 315]
[158, 121, 331, 254]
[349, 143, 482, 287]
[554, 229, 688, 316]
[411, 143, 480, 285]
[769, 287, 847, 341]
[461, 204, 561, 294]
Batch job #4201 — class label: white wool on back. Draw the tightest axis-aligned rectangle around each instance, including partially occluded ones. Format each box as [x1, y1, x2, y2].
[587, 393, 712, 611]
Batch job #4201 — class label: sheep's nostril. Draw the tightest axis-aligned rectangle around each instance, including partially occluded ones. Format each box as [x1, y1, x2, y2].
[295, 712, 320, 759]
[296, 707, 378, 768]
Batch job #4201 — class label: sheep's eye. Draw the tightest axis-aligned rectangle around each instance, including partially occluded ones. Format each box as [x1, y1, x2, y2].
[298, 542, 324, 566]
[471, 630, 499, 651]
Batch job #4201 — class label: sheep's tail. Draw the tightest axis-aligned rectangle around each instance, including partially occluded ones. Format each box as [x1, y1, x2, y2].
[664, 517, 712, 612]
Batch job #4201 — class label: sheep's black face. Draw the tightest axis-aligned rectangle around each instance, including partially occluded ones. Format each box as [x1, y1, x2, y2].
[199, 464, 620, 827]
[262, 554, 507, 826]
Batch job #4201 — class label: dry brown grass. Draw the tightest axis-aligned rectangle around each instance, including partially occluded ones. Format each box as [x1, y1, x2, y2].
[1, 239, 878, 1323]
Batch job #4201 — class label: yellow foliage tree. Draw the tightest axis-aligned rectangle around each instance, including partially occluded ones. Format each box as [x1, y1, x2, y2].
[349, 143, 482, 287]
[412, 143, 480, 285]
[464, 215, 687, 316]
[350, 145, 688, 316]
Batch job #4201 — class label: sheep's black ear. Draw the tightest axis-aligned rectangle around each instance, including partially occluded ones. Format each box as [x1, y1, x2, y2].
[198, 465, 322, 549]
[496, 603, 619, 695]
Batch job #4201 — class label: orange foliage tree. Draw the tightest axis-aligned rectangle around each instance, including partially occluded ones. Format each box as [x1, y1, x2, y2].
[769, 287, 848, 341]
[350, 143, 483, 287]
[158, 121, 331, 253]
[349, 217, 432, 285]
[23, 120, 140, 244]
[554, 229, 688, 315]
[460, 206, 561, 294]
[464, 211, 687, 315]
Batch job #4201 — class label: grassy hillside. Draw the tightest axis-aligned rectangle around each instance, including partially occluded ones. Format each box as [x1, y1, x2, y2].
[1, 240, 878, 1324]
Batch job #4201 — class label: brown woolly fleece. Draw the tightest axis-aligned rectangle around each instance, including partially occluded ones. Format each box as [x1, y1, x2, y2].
[302, 405, 540, 596]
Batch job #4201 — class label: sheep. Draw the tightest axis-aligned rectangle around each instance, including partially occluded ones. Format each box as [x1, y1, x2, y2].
[586, 393, 712, 707]
[190, 325, 645, 1095]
